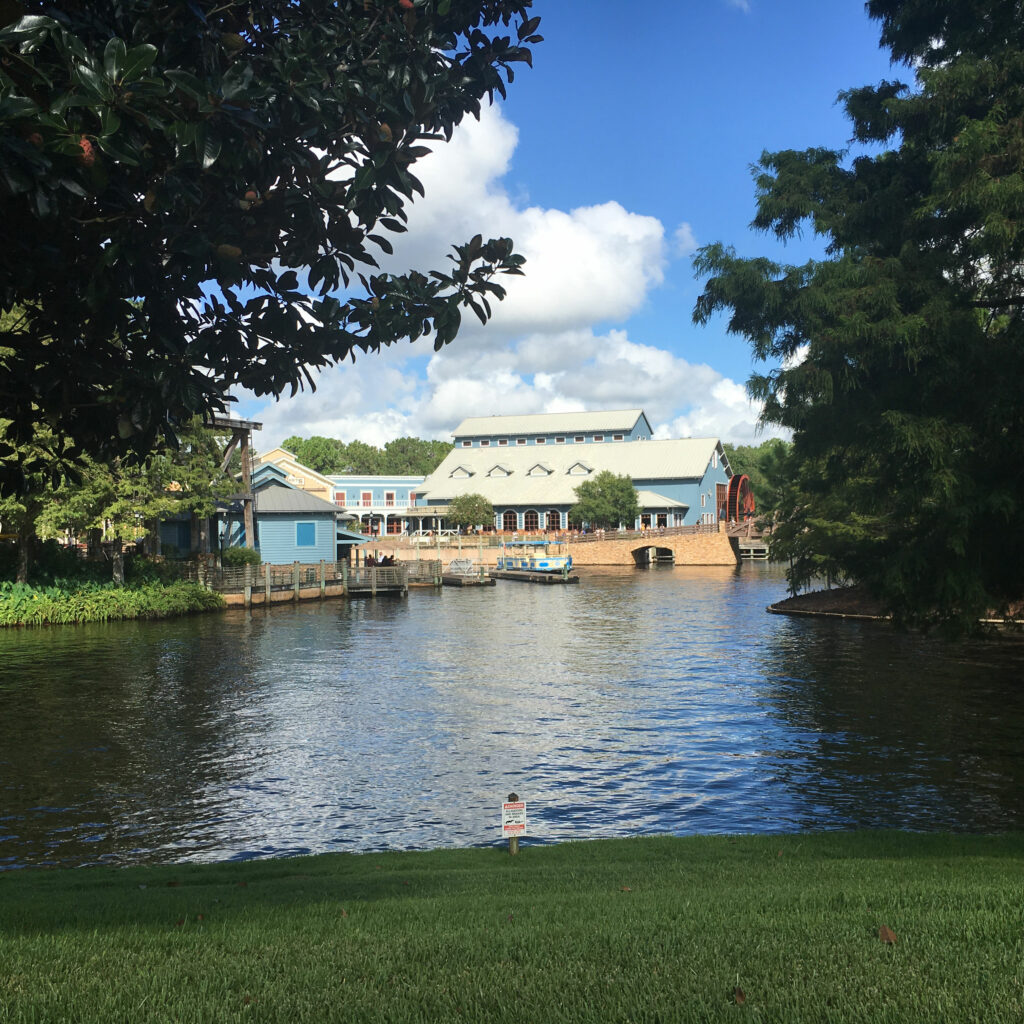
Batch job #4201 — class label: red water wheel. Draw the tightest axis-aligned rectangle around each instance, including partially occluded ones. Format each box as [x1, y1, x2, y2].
[726, 474, 755, 521]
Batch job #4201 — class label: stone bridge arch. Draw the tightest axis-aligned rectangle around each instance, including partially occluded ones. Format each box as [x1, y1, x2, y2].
[566, 528, 737, 566]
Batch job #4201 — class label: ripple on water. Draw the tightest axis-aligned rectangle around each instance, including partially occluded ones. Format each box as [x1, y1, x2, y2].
[2, 564, 1024, 867]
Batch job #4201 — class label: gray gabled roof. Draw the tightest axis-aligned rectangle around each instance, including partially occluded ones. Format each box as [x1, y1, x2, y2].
[419, 437, 724, 505]
[254, 484, 352, 518]
[452, 409, 648, 438]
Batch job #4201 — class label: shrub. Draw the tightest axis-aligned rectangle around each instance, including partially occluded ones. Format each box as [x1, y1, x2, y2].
[0, 580, 224, 627]
[221, 546, 262, 567]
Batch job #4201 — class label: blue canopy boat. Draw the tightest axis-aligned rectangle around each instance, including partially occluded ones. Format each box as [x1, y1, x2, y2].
[496, 540, 573, 574]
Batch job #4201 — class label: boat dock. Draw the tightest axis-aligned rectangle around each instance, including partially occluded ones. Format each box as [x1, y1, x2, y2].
[442, 573, 496, 587]
[490, 568, 580, 585]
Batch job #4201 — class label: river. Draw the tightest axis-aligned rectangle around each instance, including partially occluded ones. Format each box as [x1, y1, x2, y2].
[2, 563, 1023, 869]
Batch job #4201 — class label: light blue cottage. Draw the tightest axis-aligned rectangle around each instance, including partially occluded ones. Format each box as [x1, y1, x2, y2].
[222, 464, 364, 563]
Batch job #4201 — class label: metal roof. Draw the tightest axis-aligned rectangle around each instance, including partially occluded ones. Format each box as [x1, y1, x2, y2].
[635, 490, 688, 509]
[254, 484, 352, 517]
[452, 409, 647, 438]
[418, 438, 722, 505]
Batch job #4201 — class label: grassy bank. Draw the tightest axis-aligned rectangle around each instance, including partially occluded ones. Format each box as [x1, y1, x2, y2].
[0, 579, 224, 626]
[2, 833, 1023, 1022]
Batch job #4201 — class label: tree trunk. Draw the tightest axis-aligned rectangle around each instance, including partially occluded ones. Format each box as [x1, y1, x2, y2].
[112, 536, 124, 585]
[15, 526, 31, 584]
[88, 528, 102, 559]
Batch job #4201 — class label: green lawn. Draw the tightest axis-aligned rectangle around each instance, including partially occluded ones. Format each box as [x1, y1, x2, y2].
[2, 833, 1022, 1022]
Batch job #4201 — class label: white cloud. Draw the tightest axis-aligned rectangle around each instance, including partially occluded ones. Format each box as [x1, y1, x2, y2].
[672, 221, 698, 257]
[726, 0, 751, 12]
[239, 105, 778, 452]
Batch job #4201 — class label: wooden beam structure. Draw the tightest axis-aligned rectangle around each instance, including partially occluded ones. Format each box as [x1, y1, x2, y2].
[209, 415, 262, 549]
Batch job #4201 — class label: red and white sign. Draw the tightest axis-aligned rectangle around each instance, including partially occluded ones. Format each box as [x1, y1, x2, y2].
[502, 800, 527, 836]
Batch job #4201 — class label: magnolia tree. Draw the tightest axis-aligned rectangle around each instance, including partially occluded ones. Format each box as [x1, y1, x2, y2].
[0, 0, 541, 494]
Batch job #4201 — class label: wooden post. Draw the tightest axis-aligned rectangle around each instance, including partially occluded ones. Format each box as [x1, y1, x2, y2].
[320, 559, 326, 598]
[507, 792, 519, 856]
[243, 563, 252, 608]
[293, 560, 300, 600]
[371, 566, 377, 595]
[265, 563, 271, 605]
[240, 430, 255, 550]
[341, 559, 349, 595]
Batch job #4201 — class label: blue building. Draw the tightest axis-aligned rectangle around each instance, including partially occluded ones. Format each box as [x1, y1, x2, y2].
[221, 464, 366, 563]
[417, 409, 735, 531]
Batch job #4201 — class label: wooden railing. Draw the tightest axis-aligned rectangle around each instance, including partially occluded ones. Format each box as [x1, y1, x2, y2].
[178, 560, 410, 595]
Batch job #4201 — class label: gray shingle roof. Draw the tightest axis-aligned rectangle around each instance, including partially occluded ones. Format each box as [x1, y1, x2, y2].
[255, 484, 350, 517]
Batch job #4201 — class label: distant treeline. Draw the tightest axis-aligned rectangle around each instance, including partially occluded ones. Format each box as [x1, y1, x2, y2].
[281, 435, 453, 476]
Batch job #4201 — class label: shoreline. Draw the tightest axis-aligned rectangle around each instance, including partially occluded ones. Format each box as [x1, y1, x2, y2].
[767, 584, 891, 621]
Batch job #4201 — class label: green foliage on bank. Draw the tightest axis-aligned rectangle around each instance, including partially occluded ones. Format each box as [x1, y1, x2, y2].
[2, 833, 1023, 1022]
[0, 579, 223, 627]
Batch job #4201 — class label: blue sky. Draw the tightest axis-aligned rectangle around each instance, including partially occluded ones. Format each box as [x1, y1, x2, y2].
[238, 0, 899, 451]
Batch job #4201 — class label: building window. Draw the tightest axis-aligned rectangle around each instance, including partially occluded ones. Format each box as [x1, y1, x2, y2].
[516, 438, 527, 445]
[613, 434, 623, 441]
[480, 439, 490, 447]
[296, 522, 316, 547]
[334, 496, 346, 507]
[536, 437, 546, 444]
[498, 438, 508, 446]
[555, 437, 565, 444]
[385, 491, 395, 508]
[461, 440, 472, 447]
[502, 510, 517, 531]
[574, 435, 584, 443]
[523, 509, 539, 531]
[712, 450, 718, 468]
[594, 435, 604, 443]
[701, 493, 707, 507]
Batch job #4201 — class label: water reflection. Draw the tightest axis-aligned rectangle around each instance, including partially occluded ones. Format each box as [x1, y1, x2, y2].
[1, 564, 1023, 868]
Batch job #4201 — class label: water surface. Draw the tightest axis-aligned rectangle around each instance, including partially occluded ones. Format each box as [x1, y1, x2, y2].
[2, 564, 1023, 868]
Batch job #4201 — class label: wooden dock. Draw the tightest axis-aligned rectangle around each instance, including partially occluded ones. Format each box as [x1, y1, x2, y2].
[442, 573, 496, 587]
[490, 569, 580, 585]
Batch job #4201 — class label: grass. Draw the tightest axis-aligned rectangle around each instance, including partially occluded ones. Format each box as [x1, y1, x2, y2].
[1, 833, 1023, 1022]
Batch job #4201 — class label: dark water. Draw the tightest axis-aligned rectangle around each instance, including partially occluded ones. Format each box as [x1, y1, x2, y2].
[1, 564, 1023, 869]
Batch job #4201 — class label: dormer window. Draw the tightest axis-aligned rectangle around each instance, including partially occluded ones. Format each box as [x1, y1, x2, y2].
[528, 463, 552, 477]
[567, 462, 592, 476]
[487, 465, 512, 477]
[450, 465, 475, 479]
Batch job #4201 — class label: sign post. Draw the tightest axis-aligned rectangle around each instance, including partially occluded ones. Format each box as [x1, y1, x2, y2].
[502, 792, 526, 855]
